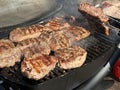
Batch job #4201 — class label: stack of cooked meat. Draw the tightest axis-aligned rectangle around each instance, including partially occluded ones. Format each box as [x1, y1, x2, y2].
[102, 0, 120, 19]
[79, 3, 109, 35]
[0, 3, 109, 80]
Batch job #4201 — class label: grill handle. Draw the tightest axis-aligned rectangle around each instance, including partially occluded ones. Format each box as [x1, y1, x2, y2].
[74, 43, 120, 90]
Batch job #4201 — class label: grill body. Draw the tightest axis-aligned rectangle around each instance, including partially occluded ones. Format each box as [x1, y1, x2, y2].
[0, 0, 120, 90]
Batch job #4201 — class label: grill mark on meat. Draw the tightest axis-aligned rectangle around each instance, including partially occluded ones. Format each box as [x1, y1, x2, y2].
[0, 39, 22, 68]
[17, 37, 51, 58]
[40, 55, 52, 66]
[10, 24, 43, 42]
[0, 41, 13, 49]
[28, 47, 35, 55]
[64, 26, 90, 41]
[21, 54, 58, 80]
[55, 46, 87, 69]
[59, 35, 69, 47]
[79, 3, 109, 35]
[0, 46, 9, 50]
[44, 17, 70, 31]
[28, 59, 41, 73]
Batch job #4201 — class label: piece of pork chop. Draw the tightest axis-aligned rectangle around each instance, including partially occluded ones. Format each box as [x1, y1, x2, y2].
[55, 46, 87, 69]
[21, 54, 58, 80]
[0, 39, 21, 68]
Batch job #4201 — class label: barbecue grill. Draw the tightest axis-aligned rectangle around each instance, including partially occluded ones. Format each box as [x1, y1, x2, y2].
[0, 0, 120, 90]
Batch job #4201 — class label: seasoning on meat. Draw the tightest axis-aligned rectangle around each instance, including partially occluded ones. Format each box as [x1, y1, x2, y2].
[55, 46, 87, 69]
[21, 54, 58, 80]
[0, 39, 21, 68]
[79, 3, 110, 35]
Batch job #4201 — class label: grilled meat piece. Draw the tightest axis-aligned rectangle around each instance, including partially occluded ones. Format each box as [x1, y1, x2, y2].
[50, 30, 71, 50]
[44, 17, 70, 31]
[102, 1, 120, 19]
[79, 3, 109, 23]
[21, 54, 58, 80]
[40, 30, 71, 51]
[55, 46, 87, 69]
[79, 3, 109, 35]
[63, 26, 90, 42]
[0, 39, 21, 68]
[17, 38, 50, 58]
[40, 26, 90, 51]
[0, 39, 14, 59]
[10, 24, 43, 42]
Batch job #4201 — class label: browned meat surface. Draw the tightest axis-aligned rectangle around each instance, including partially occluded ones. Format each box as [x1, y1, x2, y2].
[40, 30, 71, 51]
[63, 26, 90, 42]
[79, 3, 109, 23]
[0, 39, 21, 68]
[40, 25, 90, 51]
[17, 38, 50, 58]
[21, 54, 58, 80]
[55, 46, 87, 69]
[9, 24, 43, 42]
[79, 3, 109, 35]
[44, 17, 70, 31]
[102, 1, 120, 19]
[50, 30, 71, 50]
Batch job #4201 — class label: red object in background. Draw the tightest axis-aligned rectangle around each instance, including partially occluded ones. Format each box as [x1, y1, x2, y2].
[113, 59, 120, 80]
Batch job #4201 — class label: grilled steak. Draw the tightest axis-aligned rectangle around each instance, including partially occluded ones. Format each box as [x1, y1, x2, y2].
[21, 54, 58, 80]
[40, 25, 90, 51]
[55, 46, 87, 69]
[40, 30, 71, 51]
[79, 3, 109, 35]
[10, 24, 43, 42]
[63, 26, 90, 42]
[0, 39, 21, 68]
[17, 38, 50, 58]
[44, 17, 70, 31]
